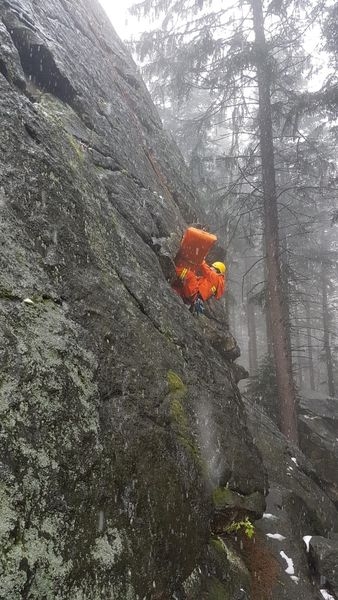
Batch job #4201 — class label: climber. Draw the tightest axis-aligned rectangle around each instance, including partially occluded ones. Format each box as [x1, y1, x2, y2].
[173, 260, 227, 313]
[198, 260, 227, 301]
[172, 226, 227, 314]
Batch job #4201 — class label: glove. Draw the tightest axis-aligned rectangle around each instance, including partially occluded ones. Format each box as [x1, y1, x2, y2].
[190, 297, 204, 316]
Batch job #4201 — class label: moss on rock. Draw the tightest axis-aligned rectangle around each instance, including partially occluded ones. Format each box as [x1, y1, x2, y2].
[167, 369, 186, 393]
[208, 536, 250, 599]
[167, 371, 203, 466]
[0, 286, 21, 301]
[183, 537, 250, 600]
[207, 577, 230, 599]
[66, 133, 85, 161]
[0, 0, 267, 595]
[213, 487, 265, 518]
[210, 535, 228, 556]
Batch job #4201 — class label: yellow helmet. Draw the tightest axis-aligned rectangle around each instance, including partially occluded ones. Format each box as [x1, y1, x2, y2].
[212, 261, 226, 274]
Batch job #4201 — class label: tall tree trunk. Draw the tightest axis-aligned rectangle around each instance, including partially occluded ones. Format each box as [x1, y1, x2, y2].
[321, 266, 335, 397]
[247, 298, 258, 375]
[294, 307, 303, 389]
[245, 256, 258, 374]
[265, 306, 273, 356]
[231, 300, 236, 339]
[263, 242, 273, 356]
[251, 0, 298, 444]
[305, 301, 315, 391]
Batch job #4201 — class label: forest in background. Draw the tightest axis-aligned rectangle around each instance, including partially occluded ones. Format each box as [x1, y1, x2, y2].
[126, 0, 338, 441]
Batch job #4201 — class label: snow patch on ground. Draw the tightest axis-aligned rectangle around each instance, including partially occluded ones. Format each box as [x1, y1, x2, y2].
[320, 590, 335, 600]
[266, 533, 286, 541]
[303, 535, 312, 552]
[279, 550, 300, 584]
[263, 513, 278, 520]
[280, 550, 294, 574]
[291, 457, 299, 466]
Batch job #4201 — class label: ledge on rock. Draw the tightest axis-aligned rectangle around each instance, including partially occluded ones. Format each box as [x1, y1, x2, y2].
[212, 487, 266, 534]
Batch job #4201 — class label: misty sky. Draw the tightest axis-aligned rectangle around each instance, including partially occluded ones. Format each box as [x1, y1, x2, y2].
[98, 0, 326, 91]
[98, 0, 137, 38]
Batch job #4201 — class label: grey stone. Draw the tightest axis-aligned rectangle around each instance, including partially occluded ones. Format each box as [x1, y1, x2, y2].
[0, 1, 265, 598]
[244, 398, 338, 600]
[298, 391, 338, 503]
[309, 536, 338, 595]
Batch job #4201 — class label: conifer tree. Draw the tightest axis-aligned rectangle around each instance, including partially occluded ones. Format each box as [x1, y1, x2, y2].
[131, 0, 326, 442]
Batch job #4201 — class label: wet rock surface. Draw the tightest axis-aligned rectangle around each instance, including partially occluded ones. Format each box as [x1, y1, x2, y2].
[0, 1, 265, 598]
[298, 391, 338, 504]
[309, 536, 338, 596]
[244, 398, 338, 600]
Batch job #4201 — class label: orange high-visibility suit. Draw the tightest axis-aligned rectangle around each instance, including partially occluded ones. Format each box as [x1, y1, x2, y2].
[173, 262, 226, 304]
[197, 261, 226, 301]
[172, 265, 199, 304]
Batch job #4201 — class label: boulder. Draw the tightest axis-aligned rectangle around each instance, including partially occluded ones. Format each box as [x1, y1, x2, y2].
[201, 318, 241, 361]
[309, 536, 338, 596]
[244, 398, 338, 600]
[298, 391, 338, 503]
[183, 536, 251, 600]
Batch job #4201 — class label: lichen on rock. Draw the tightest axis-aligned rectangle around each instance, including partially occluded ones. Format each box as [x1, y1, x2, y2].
[0, 0, 267, 597]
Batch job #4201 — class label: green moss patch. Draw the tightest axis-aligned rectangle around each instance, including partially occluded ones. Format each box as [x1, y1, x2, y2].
[207, 576, 230, 599]
[170, 397, 200, 462]
[213, 487, 265, 517]
[167, 370, 186, 393]
[167, 371, 203, 466]
[210, 535, 227, 557]
[206, 536, 251, 599]
[0, 287, 20, 301]
[67, 134, 85, 165]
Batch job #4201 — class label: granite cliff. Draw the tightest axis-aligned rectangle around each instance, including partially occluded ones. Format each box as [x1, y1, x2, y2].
[0, 1, 337, 599]
[0, 1, 265, 598]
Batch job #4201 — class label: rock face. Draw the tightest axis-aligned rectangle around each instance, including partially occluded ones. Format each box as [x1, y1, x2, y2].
[298, 391, 338, 504]
[244, 398, 338, 600]
[0, 1, 266, 598]
[309, 535, 338, 596]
